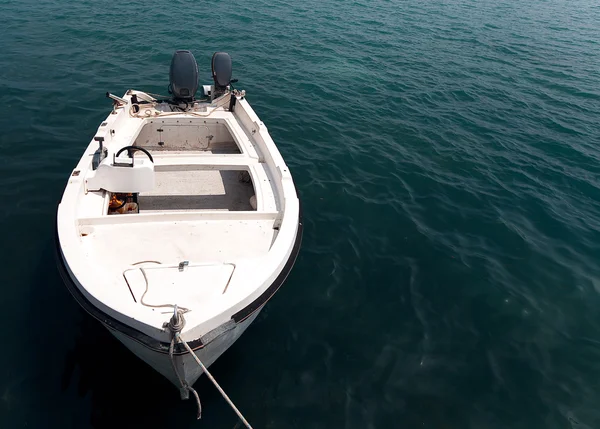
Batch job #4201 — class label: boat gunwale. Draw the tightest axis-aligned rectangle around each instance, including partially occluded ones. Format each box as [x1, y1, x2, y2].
[55, 202, 303, 356]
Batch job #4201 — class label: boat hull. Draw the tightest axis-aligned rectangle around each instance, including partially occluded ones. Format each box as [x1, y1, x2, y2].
[55, 89, 304, 396]
[55, 204, 302, 392]
[106, 310, 261, 390]
[55, 205, 303, 391]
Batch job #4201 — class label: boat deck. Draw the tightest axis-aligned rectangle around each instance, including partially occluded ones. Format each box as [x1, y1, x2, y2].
[59, 93, 299, 338]
[81, 216, 277, 270]
[138, 169, 255, 212]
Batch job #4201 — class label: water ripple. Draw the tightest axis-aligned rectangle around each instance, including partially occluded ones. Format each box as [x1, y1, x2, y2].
[1, 0, 600, 427]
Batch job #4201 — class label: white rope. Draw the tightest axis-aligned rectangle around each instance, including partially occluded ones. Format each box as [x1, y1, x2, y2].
[175, 332, 254, 429]
[128, 89, 244, 119]
[166, 308, 202, 418]
[164, 308, 253, 426]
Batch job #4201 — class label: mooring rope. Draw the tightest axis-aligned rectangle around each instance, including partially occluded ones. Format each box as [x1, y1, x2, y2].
[165, 307, 253, 428]
[128, 90, 245, 119]
[175, 333, 253, 428]
[166, 307, 202, 419]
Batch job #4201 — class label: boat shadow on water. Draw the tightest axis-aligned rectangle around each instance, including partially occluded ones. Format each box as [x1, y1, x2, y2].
[31, 238, 245, 428]
[63, 312, 250, 427]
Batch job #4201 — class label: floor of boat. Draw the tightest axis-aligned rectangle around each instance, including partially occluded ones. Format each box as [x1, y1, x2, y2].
[141, 140, 240, 154]
[81, 219, 276, 272]
[138, 170, 255, 212]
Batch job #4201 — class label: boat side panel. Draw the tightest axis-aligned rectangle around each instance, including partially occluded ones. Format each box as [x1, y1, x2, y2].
[108, 309, 261, 388]
[55, 199, 303, 355]
[58, 92, 302, 349]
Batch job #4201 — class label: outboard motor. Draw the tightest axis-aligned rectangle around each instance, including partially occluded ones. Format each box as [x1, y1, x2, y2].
[211, 52, 233, 99]
[169, 50, 199, 101]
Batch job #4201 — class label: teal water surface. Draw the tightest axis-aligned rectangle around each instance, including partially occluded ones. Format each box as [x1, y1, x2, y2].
[2, 0, 600, 428]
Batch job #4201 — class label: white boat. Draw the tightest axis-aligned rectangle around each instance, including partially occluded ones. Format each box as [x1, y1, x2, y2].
[56, 51, 302, 400]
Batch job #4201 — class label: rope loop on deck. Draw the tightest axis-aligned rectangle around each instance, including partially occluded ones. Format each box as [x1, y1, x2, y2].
[167, 305, 186, 333]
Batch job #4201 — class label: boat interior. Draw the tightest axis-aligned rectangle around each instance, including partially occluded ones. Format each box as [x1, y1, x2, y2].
[65, 51, 290, 318]
[77, 112, 282, 280]
[128, 118, 255, 213]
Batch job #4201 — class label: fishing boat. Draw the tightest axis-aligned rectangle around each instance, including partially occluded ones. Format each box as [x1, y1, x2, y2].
[56, 50, 302, 402]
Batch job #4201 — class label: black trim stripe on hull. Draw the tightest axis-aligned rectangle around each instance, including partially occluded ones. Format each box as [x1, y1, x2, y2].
[55, 203, 303, 356]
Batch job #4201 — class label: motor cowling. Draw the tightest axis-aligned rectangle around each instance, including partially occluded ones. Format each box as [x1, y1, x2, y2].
[211, 52, 232, 90]
[169, 50, 199, 101]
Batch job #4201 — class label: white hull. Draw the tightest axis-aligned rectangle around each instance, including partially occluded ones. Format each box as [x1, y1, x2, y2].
[108, 310, 260, 390]
[57, 52, 301, 397]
